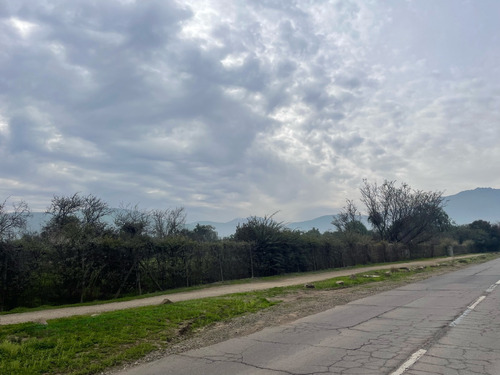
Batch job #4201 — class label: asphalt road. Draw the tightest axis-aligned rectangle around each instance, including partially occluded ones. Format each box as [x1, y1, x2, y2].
[117, 257, 500, 375]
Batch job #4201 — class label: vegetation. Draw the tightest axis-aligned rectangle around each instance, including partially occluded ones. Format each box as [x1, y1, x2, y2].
[0, 180, 499, 312]
[0, 254, 495, 375]
[0, 296, 274, 375]
[359, 179, 451, 245]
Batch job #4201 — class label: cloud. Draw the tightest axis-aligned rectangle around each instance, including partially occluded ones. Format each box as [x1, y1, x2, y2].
[1, 0, 499, 221]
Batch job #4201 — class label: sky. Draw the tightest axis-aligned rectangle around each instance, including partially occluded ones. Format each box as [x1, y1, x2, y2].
[1, 0, 500, 223]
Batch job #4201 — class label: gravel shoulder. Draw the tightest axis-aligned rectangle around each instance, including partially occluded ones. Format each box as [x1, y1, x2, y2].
[0, 254, 482, 326]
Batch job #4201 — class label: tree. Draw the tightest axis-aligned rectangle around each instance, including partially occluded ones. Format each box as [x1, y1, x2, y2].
[114, 204, 151, 237]
[45, 193, 83, 230]
[0, 198, 31, 241]
[332, 199, 370, 264]
[332, 199, 368, 238]
[183, 224, 218, 242]
[234, 214, 286, 276]
[466, 220, 500, 252]
[0, 198, 31, 311]
[112, 204, 152, 297]
[150, 207, 186, 238]
[360, 180, 450, 245]
[43, 193, 112, 303]
[81, 194, 111, 232]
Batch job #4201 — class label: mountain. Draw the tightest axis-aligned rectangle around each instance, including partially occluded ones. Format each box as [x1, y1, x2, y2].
[184, 218, 248, 238]
[287, 215, 336, 233]
[25, 212, 50, 233]
[188, 188, 500, 236]
[188, 216, 339, 238]
[443, 187, 500, 225]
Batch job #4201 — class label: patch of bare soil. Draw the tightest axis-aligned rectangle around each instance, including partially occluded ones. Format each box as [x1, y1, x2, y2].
[105, 262, 473, 374]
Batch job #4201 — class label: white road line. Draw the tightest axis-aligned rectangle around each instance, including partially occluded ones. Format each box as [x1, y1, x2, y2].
[390, 349, 427, 375]
[486, 280, 500, 293]
[468, 295, 486, 310]
[450, 296, 486, 327]
[391, 282, 496, 374]
[450, 309, 469, 327]
[486, 284, 497, 293]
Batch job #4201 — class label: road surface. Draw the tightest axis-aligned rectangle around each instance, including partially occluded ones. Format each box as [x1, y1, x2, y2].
[116, 257, 500, 374]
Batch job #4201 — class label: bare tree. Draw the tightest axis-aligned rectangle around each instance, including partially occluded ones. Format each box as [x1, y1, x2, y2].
[81, 194, 111, 228]
[45, 193, 110, 229]
[150, 207, 186, 238]
[45, 193, 83, 229]
[44, 193, 112, 303]
[114, 203, 151, 237]
[360, 179, 449, 245]
[0, 198, 31, 240]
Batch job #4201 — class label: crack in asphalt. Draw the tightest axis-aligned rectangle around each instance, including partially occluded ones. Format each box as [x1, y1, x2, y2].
[110, 258, 500, 375]
[175, 300, 434, 374]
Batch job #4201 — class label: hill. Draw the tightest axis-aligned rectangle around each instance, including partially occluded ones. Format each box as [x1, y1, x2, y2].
[443, 187, 500, 225]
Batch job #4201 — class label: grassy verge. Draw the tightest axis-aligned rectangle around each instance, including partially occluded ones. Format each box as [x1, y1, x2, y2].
[0, 253, 497, 375]
[0, 296, 274, 375]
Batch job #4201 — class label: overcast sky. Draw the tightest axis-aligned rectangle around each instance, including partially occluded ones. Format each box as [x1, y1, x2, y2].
[1, 0, 499, 222]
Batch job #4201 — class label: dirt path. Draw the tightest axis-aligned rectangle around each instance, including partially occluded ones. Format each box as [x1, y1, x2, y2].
[0, 255, 478, 326]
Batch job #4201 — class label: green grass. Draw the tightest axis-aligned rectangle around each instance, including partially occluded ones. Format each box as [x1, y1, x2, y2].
[0, 253, 497, 375]
[0, 296, 274, 375]
[249, 267, 417, 299]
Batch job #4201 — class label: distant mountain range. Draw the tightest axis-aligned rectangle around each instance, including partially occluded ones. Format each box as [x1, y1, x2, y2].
[189, 188, 500, 237]
[185, 215, 340, 238]
[443, 187, 500, 225]
[23, 187, 500, 238]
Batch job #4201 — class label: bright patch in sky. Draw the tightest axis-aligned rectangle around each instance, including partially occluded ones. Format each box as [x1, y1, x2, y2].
[9, 17, 37, 37]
